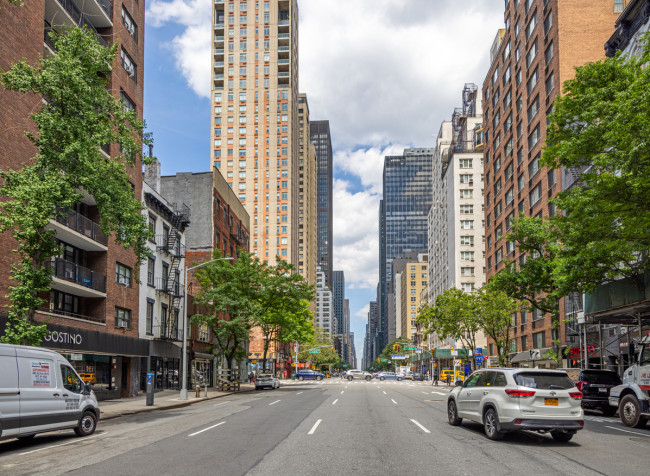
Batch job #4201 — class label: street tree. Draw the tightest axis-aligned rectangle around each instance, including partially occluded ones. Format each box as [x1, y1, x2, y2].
[374, 337, 412, 371]
[487, 218, 564, 365]
[256, 259, 315, 371]
[297, 327, 339, 369]
[0, 27, 151, 345]
[475, 287, 520, 367]
[542, 35, 650, 292]
[417, 288, 481, 368]
[191, 250, 261, 371]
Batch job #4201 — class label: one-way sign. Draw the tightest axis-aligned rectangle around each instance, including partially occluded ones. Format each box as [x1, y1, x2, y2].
[529, 349, 541, 360]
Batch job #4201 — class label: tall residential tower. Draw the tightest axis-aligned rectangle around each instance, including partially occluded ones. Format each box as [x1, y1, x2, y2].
[310, 120, 333, 287]
[210, 0, 299, 265]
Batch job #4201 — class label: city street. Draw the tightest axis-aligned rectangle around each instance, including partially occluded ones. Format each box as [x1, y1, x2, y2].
[0, 380, 648, 475]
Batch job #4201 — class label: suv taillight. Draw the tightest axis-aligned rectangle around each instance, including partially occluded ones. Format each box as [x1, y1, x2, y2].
[576, 381, 584, 391]
[505, 389, 536, 398]
[569, 391, 583, 400]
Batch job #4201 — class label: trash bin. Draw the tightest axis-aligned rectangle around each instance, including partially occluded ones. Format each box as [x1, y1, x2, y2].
[291, 374, 295, 380]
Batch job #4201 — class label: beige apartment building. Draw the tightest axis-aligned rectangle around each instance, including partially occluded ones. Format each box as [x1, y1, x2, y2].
[393, 254, 428, 345]
[210, 0, 299, 266]
[297, 94, 317, 290]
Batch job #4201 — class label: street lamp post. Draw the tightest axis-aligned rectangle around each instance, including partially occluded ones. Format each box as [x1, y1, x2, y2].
[180, 257, 233, 400]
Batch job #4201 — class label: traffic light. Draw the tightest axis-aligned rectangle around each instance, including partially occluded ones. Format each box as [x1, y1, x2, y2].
[377, 358, 380, 363]
[393, 344, 401, 352]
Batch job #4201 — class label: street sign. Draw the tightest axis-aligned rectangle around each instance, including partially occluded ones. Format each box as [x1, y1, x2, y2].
[380, 359, 389, 362]
[404, 346, 416, 350]
[415, 349, 422, 353]
[451, 350, 458, 356]
[391, 354, 406, 359]
[309, 349, 321, 354]
[475, 355, 484, 363]
[529, 349, 541, 360]
[476, 347, 483, 356]
[453, 359, 462, 366]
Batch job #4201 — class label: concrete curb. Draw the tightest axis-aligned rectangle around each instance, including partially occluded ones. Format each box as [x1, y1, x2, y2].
[100, 388, 256, 421]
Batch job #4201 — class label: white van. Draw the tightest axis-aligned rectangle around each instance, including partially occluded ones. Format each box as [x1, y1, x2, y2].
[0, 344, 100, 441]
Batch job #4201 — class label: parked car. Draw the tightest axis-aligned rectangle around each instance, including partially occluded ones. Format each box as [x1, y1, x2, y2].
[376, 371, 403, 381]
[295, 369, 325, 381]
[0, 344, 100, 441]
[254, 374, 280, 390]
[576, 369, 622, 416]
[447, 369, 584, 442]
[412, 373, 425, 381]
[346, 369, 373, 381]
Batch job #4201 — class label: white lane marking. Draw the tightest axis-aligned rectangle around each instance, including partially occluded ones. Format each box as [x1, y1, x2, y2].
[296, 391, 303, 395]
[332, 399, 339, 405]
[391, 399, 397, 405]
[422, 391, 429, 395]
[269, 400, 281, 406]
[341, 391, 344, 394]
[189, 421, 225, 437]
[604, 425, 650, 437]
[410, 419, 431, 434]
[431, 391, 446, 395]
[382, 391, 387, 395]
[308, 419, 322, 435]
[19, 433, 105, 455]
[213, 401, 231, 406]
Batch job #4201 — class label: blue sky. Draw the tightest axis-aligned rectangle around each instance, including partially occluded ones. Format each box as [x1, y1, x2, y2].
[143, 0, 504, 366]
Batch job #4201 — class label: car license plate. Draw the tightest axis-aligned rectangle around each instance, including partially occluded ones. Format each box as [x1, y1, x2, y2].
[545, 398, 559, 406]
[598, 388, 607, 393]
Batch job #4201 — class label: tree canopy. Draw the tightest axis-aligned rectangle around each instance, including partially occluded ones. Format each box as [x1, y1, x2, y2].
[0, 27, 152, 344]
[542, 34, 650, 292]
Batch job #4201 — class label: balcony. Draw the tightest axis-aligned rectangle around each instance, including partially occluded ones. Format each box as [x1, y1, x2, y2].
[278, 59, 290, 65]
[278, 33, 290, 40]
[156, 277, 183, 297]
[38, 306, 105, 324]
[214, 74, 224, 80]
[45, 0, 110, 45]
[214, 49, 224, 54]
[214, 61, 224, 67]
[278, 72, 290, 78]
[46, 209, 108, 252]
[214, 36, 224, 41]
[155, 235, 185, 257]
[153, 324, 182, 341]
[278, 46, 290, 53]
[47, 258, 107, 297]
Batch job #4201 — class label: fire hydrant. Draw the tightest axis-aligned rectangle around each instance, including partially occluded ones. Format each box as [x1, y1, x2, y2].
[195, 385, 201, 397]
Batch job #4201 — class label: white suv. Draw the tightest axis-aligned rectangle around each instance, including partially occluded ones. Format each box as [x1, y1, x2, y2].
[447, 368, 584, 442]
[345, 369, 373, 381]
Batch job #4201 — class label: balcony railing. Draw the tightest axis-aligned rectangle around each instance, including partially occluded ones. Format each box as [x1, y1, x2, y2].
[278, 20, 290, 26]
[95, 0, 113, 18]
[55, 0, 108, 47]
[39, 306, 105, 324]
[47, 258, 107, 293]
[154, 324, 182, 341]
[155, 235, 185, 257]
[278, 46, 290, 52]
[156, 277, 183, 297]
[54, 209, 108, 245]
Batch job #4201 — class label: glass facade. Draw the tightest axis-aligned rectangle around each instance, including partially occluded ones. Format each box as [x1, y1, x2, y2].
[310, 120, 333, 288]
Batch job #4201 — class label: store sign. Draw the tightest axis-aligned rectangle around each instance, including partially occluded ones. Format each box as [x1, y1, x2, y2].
[44, 331, 82, 346]
[569, 345, 597, 357]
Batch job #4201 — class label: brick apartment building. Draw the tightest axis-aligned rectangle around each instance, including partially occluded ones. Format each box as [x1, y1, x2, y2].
[160, 169, 250, 380]
[482, 0, 623, 367]
[0, 0, 147, 399]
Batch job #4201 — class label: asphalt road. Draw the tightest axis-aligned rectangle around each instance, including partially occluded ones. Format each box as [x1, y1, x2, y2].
[0, 379, 648, 475]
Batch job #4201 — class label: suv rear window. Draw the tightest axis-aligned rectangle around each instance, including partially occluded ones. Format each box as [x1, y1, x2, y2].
[581, 371, 621, 385]
[514, 372, 574, 390]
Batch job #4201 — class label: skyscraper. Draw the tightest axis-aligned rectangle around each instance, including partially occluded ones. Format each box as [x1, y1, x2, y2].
[310, 120, 333, 287]
[378, 149, 434, 352]
[210, 0, 299, 265]
[297, 94, 317, 289]
[332, 271, 345, 335]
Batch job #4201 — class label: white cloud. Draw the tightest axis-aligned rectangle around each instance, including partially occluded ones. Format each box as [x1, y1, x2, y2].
[354, 304, 370, 321]
[334, 144, 406, 195]
[147, 0, 212, 98]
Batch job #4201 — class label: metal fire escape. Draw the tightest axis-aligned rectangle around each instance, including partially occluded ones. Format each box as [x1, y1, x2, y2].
[157, 203, 190, 313]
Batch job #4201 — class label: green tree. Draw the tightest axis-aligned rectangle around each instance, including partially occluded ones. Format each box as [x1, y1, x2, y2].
[488, 218, 564, 365]
[297, 327, 339, 368]
[256, 259, 314, 371]
[374, 337, 412, 371]
[542, 34, 650, 293]
[191, 250, 260, 370]
[475, 287, 520, 367]
[417, 288, 481, 368]
[0, 27, 151, 345]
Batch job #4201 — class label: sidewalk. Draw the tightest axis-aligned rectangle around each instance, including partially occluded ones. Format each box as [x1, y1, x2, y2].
[98, 383, 256, 420]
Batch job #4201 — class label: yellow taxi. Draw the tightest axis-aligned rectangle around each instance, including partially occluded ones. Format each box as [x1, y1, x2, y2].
[78, 372, 96, 384]
[440, 370, 465, 382]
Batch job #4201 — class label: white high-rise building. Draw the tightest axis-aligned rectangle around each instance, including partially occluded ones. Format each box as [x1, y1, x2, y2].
[316, 267, 336, 335]
[428, 84, 486, 350]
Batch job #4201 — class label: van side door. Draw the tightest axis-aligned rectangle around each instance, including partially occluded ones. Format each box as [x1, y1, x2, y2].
[0, 347, 21, 438]
[58, 364, 83, 426]
[16, 351, 67, 433]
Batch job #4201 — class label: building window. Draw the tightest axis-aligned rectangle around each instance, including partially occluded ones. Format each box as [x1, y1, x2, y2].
[116, 263, 132, 287]
[545, 41, 554, 66]
[461, 282, 475, 292]
[120, 48, 137, 82]
[146, 299, 154, 335]
[546, 72, 555, 96]
[533, 331, 545, 349]
[49, 290, 79, 316]
[460, 235, 474, 246]
[460, 204, 474, 214]
[528, 124, 541, 151]
[461, 251, 475, 261]
[527, 67, 539, 95]
[460, 189, 473, 199]
[544, 11, 553, 36]
[115, 307, 131, 329]
[529, 154, 541, 178]
[614, 0, 625, 13]
[460, 220, 474, 230]
[121, 7, 138, 42]
[526, 39, 538, 68]
[525, 11, 537, 40]
[529, 183, 542, 206]
[459, 158, 473, 169]
[120, 90, 136, 113]
[461, 267, 474, 277]
[147, 258, 155, 286]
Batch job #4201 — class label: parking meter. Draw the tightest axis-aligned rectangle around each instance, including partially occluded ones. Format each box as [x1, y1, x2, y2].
[146, 372, 155, 406]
